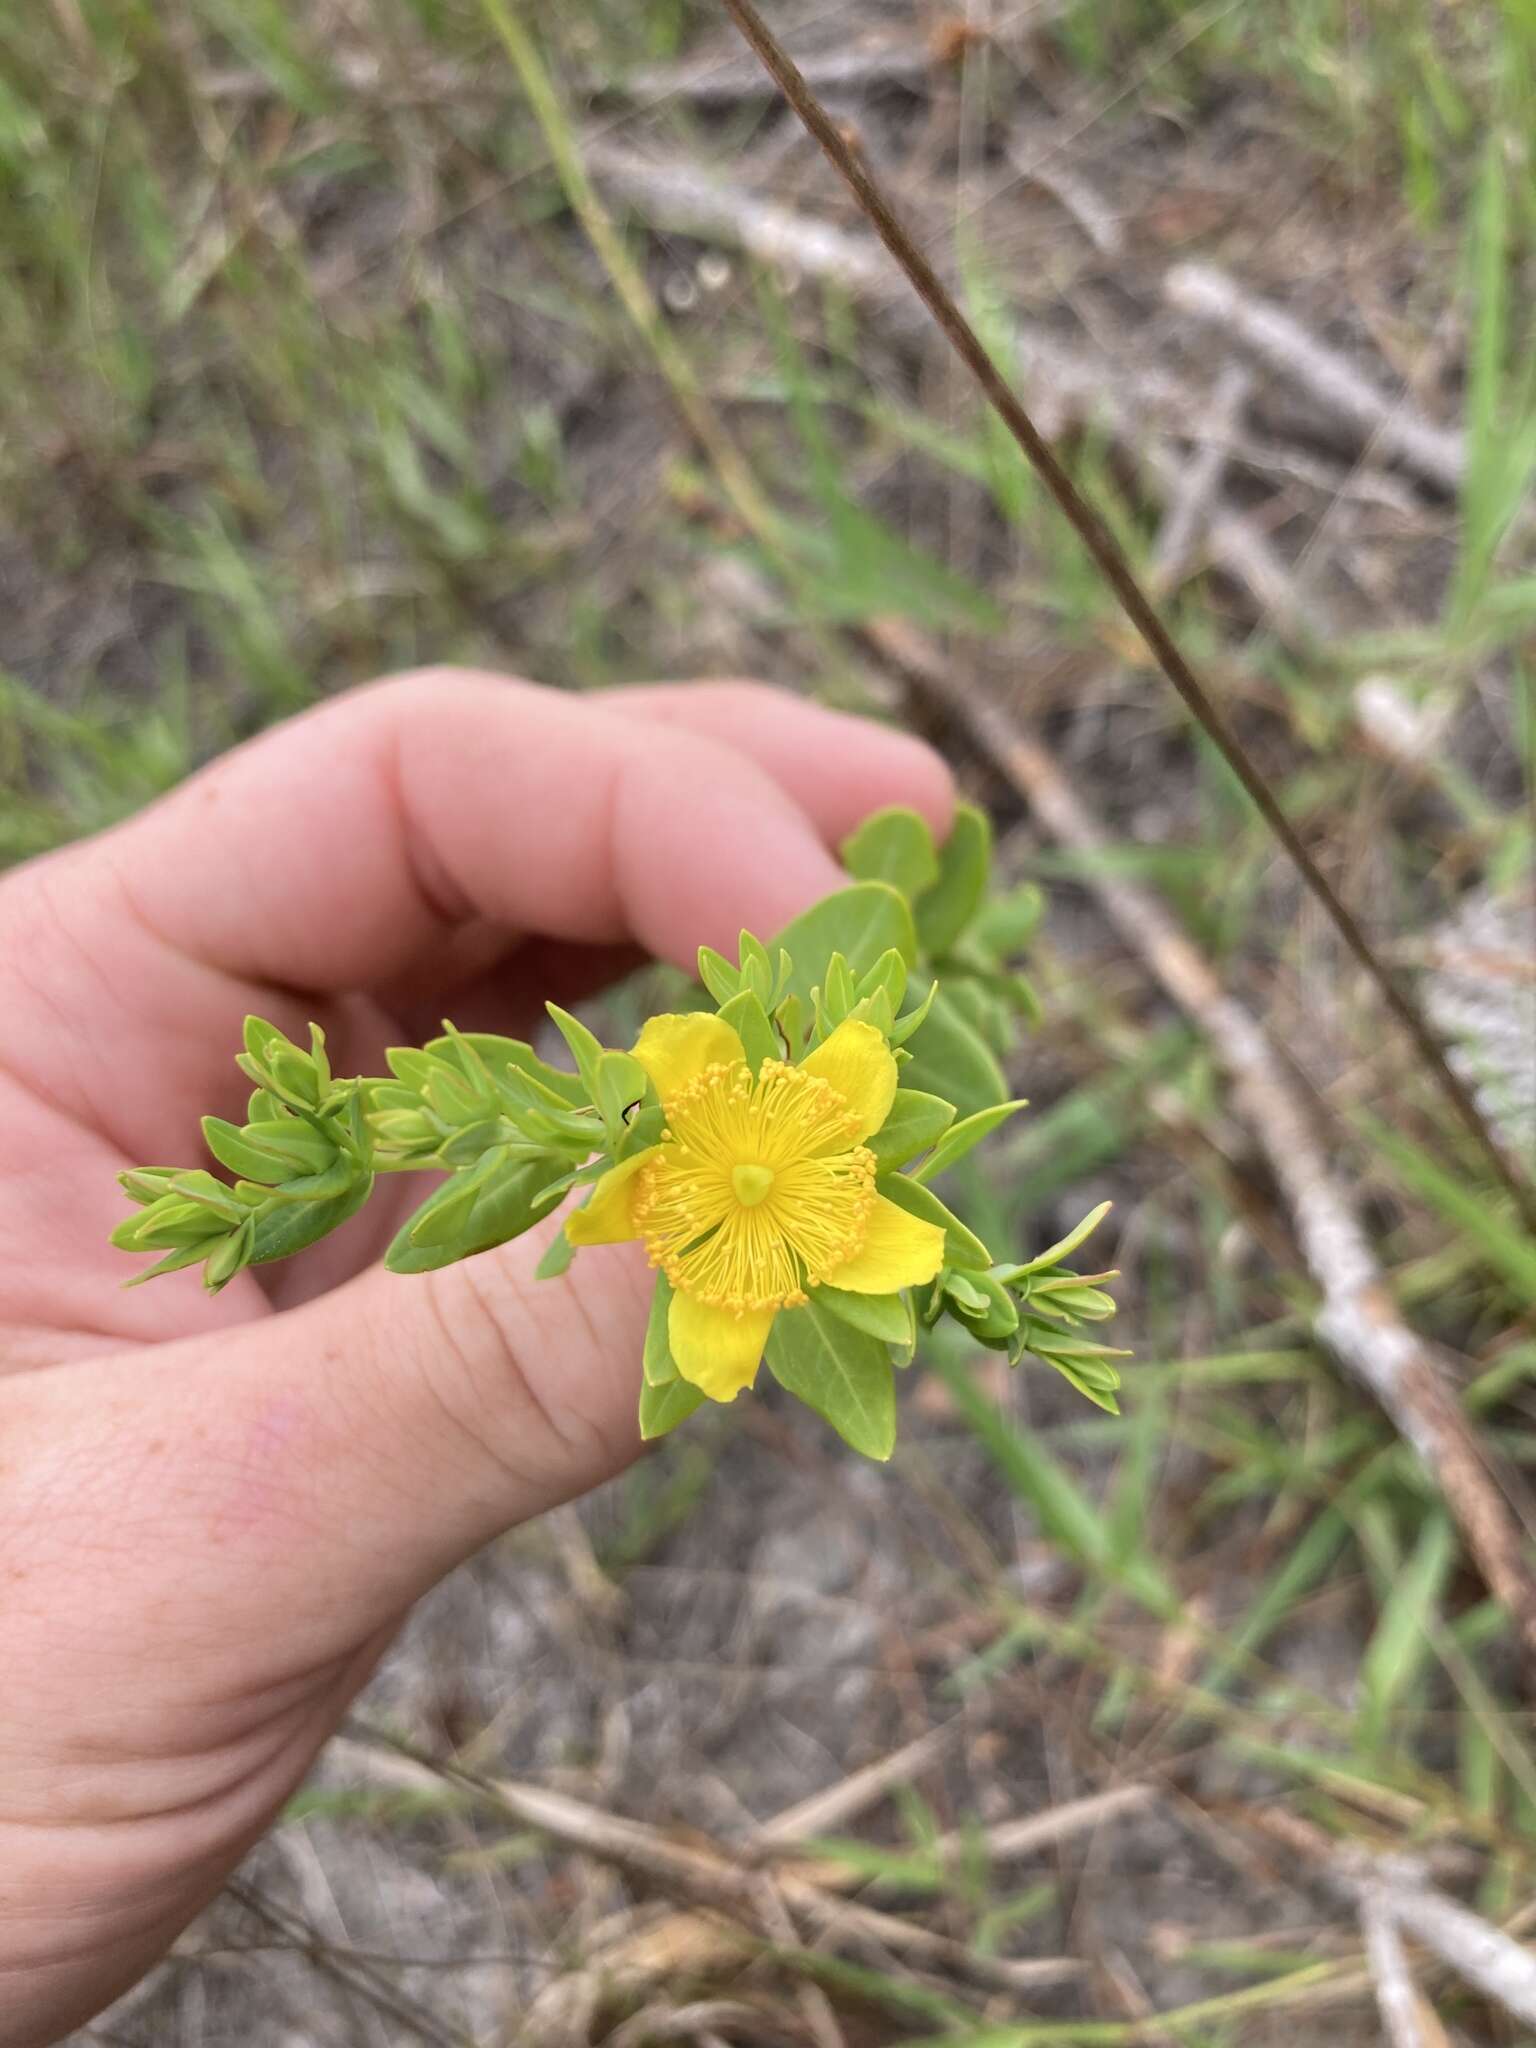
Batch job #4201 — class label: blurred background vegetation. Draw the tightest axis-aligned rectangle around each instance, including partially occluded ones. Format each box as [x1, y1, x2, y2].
[5, 2, 1536, 2042]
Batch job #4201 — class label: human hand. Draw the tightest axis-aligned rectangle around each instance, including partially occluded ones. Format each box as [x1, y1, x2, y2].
[0, 671, 952, 2047]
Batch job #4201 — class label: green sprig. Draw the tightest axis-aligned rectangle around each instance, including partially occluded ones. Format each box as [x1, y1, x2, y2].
[111, 805, 1126, 1448]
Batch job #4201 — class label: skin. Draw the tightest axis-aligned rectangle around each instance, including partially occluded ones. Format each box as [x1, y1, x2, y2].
[0, 670, 953, 2047]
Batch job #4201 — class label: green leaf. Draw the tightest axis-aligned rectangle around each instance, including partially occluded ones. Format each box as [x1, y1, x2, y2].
[639, 1375, 706, 1441]
[775, 992, 806, 1061]
[914, 803, 991, 956]
[427, 1031, 587, 1109]
[595, 1050, 650, 1147]
[773, 883, 917, 1011]
[842, 806, 940, 901]
[812, 1284, 914, 1346]
[857, 945, 909, 1017]
[738, 928, 776, 1006]
[900, 986, 1009, 1118]
[123, 1240, 217, 1286]
[867, 1089, 956, 1170]
[643, 1272, 679, 1386]
[971, 882, 1044, 958]
[998, 1201, 1113, 1281]
[821, 951, 857, 1028]
[698, 945, 742, 1005]
[913, 1099, 1027, 1184]
[879, 1174, 992, 1269]
[422, 1061, 486, 1126]
[386, 1153, 564, 1274]
[117, 1166, 181, 1207]
[259, 1155, 358, 1205]
[204, 1218, 256, 1291]
[943, 974, 1013, 1058]
[718, 988, 780, 1074]
[766, 1298, 897, 1460]
[237, 1016, 324, 1109]
[945, 1269, 1019, 1344]
[888, 978, 938, 1048]
[112, 1198, 224, 1252]
[1358, 1513, 1457, 1754]
[202, 1116, 297, 1184]
[534, 1225, 575, 1280]
[545, 1003, 604, 1102]
[1018, 1324, 1129, 1413]
[243, 1014, 280, 1064]
[404, 1169, 483, 1250]
[1366, 1119, 1536, 1308]
[249, 1177, 374, 1267]
[438, 1117, 507, 1168]
[386, 1047, 440, 1092]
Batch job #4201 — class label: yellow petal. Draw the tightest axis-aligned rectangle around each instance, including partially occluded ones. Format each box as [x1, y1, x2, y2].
[799, 1018, 897, 1144]
[668, 1290, 774, 1401]
[631, 1012, 746, 1104]
[565, 1147, 656, 1245]
[824, 1194, 945, 1294]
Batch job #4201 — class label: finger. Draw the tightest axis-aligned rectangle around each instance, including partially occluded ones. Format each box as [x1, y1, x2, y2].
[0, 674, 848, 1157]
[5, 1223, 654, 1709]
[362, 683, 953, 1023]
[70, 670, 856, 989]
[601, 680, 955, 847]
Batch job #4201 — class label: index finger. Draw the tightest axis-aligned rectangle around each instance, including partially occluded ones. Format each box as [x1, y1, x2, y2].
[0, 673, 947, 1156]
[109, 672, 861, 984]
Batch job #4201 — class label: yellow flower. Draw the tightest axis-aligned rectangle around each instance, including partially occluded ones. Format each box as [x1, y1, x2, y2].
[568, 1014, 946, 1402]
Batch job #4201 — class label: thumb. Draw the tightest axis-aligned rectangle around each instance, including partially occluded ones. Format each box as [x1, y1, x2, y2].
[6, 1229, 656, 1699]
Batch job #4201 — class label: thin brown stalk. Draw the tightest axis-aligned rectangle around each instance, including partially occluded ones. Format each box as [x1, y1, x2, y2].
[714, 0, 1536, 1234]
[870, 620, 1536, 1654]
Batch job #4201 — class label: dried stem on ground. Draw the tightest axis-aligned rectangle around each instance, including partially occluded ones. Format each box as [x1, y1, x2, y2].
[1262, 1811, 1536, 2031]
[1360, 1896, 1439, 2048]
[589, 144, 1342, 650]
[1147, 365, 1253, 596]
[869, 618, 1536, 1657]
[334, 1724, 1131, 2029]
[1163, 263, 1464, 494]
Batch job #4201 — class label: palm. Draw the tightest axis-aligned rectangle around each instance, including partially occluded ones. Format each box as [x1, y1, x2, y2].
[0, 673, 952, 2048]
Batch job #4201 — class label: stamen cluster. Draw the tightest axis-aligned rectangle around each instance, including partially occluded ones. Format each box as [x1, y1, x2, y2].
[634, 1059, 877, 1314]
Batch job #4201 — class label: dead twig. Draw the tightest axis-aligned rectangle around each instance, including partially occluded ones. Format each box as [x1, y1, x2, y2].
[590, 143, 1340, 651]
[1381, 1874, 1536, 2027]
[870, 619, 1536, 1656]
[1004, 119, 1124, 257]
[336, 1723, 1122, 2023]
[588, 142, 893, 295]
[1360, 1894, 1438, 2048]
[1148, 366, 1253, 595]
[608, 2002, 787, 2048]
[1164, 263, 1464, 495]
[599, 37, 940, 106]
[753, 1719, 958, 1846]
[1261, 1813, 1536, 2031]
[752, 1879, 848, 2048]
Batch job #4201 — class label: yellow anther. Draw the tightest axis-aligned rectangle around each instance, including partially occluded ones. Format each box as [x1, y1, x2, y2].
[635, 1054, 878, 1313]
